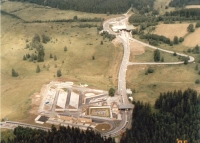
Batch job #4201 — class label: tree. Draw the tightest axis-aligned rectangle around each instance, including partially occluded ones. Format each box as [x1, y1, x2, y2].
[100, 41, 103, 45]
[161, 57, 164, 62]
[154, 49, 160, 62]
[196, 21, 200, 28]
[195, 64, 199, 70]
[12, 68, 19, 77]
[57, 69, 62, 77]
[195, 79, 200, 84]
[36, 65, 40, 73]
[42, 34, 50, 43]
[173, 36, 179, 44]
[198, 71, 200, 75]
[64, 46, 67, 51]
[23, 55, 27, 60]
[184, 59, 188, 64]
[32, 34, 40, 43]
[73, 16, 78, 20]
[109, 88, 115, 97]
[50, 53, 53, 58]
[179, 37, 184, 42]
[92, 56, 95, 60]
[37, 44, 45, 62]
[173, 52, 177, 56]
[54, 55, 57, 61]
[187, 24, 194, 32]
[147, 67, 154, 73]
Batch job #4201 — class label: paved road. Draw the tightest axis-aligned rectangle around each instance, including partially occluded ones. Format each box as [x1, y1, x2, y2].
[129, 37, 195, 63]
[0, 121, 50, 131]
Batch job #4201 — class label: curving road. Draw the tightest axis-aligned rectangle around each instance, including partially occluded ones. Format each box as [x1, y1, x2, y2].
[102, 10, 195, 137]
[1, 9, 195, 138]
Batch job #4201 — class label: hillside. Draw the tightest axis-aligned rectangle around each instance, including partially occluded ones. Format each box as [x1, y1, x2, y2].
[9, 0, 155, 14]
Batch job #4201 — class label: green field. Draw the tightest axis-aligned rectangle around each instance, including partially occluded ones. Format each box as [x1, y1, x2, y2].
[1, 2, 123, 121]
[130, 46, 182, 63]
[126, 64, 200, 105]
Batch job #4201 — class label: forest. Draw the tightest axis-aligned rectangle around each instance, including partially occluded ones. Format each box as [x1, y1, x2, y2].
[120, 88, 200, 143]
[9, 0, 155, 14]
[0, 125, 115, 143]
[169, 0, 200, 7]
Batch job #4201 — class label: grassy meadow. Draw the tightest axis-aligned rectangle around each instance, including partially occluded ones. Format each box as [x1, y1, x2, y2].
[126, 64, 200, 105]
[1, 1, 123, 120]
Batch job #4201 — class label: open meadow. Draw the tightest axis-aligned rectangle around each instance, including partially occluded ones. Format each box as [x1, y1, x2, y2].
[129, 41, 182, 63]
[153, 23, 190, 40]
[1, 1, 123, 120]
[126, 64, 200, 105]
[183, 28, 200, 47]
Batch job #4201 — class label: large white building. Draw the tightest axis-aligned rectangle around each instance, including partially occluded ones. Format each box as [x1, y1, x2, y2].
[69, 92, 79, 109]
[56, 91, 68, 109]
[111, 23, 135, 32]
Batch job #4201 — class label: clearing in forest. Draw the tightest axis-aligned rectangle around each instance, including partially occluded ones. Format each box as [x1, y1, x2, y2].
[153, 23, 189, 40]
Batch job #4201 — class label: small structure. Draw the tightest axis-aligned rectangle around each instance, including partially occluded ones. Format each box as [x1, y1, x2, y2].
[118, 104, 134, 110]
[126, 89, 132, 95]
[111, 24, 135, 32]
[35, 115, 49, 124]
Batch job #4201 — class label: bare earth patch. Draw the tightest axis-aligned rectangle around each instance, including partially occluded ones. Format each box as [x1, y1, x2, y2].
[129, 40, 145, 62]
[154, 23, 189, 40]
[186, 5, 200, 8]
[112, 37, 122, 47]
[29, 85, 47, 115]
[129, 40, 145, 55]
[183, 28, 200, 47]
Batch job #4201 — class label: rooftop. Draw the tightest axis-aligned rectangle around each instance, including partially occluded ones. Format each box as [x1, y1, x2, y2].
[118, 104, 134, 109]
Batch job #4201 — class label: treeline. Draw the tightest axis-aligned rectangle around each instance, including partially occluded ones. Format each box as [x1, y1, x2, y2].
[1, 10, 103, 23]
[129, 9, 200, 25]
[120, 88, 200, 143]
[9, 0, 155, 14]
[100, 31, 116, 41]
[169, 0, 200, 7]
[0, 10, 25, 22]
[28, 17, 104, 23]
[139, 34, 171, 46]
[0, 125, 115, 143]
[187, 45, 200, 54]
[165, 8, 200, 20]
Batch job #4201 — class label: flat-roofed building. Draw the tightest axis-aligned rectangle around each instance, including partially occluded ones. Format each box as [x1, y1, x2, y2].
[56, 91, 67, 109]
[69, 92, 79, 109]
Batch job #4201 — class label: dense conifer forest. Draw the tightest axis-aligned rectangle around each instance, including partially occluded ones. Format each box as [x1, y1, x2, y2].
[169, 0, 200, 7]
[0, 125, 115, 143]
[9, 0, 155, 14]
[120, 88, 200, 143]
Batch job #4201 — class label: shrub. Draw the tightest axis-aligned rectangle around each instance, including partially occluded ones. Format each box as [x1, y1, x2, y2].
[148, 67, 154, 73]
[195, 79, 200, 84]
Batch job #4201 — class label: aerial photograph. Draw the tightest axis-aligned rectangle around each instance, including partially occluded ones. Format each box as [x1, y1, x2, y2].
[0, 0, 200, 142]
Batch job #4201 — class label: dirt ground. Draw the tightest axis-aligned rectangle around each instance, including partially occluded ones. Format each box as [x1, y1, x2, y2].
[29, 84, 46, 115]
[129, 40, 145, 62]
[186, 5, 200, 8]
